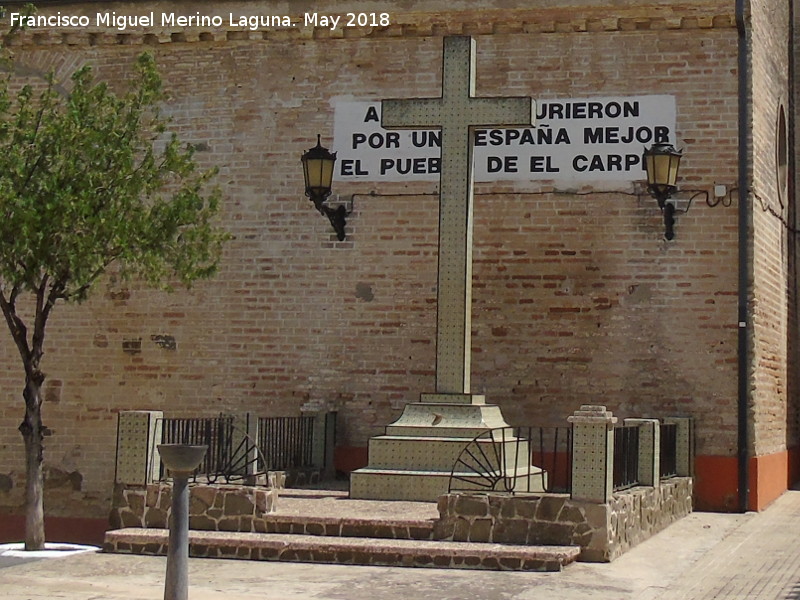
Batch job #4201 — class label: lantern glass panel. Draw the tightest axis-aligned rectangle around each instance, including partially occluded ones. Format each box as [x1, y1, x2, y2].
[302, 156, 312, 188]
[652, 153, 676, 187]
[667, 154, 680, 187]
[303, 157, 334, 195]
[319, 156, 335, 189]
[645, 153, 657, 185]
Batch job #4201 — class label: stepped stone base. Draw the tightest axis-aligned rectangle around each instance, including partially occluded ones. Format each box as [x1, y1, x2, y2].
[351, 467, 546, 501]
[104, 528, 579, 572]
[105, 481, 692, 567]
[351, 394, 544, 501]
[350, 468, 461, 501]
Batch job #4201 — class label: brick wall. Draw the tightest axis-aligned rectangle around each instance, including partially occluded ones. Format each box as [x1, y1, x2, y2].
[0, 0, 792, 517]
[792, 0, 800, 474]
[748, 0, 796, 460]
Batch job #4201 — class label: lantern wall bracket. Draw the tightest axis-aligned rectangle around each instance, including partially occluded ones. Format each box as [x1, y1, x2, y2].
[664, 189, 710, 214]
[314, 195, 354, 241]
[653, 190, 709, 241]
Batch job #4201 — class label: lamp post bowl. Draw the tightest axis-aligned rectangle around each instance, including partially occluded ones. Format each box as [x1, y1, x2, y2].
[157, 444, 208, 474]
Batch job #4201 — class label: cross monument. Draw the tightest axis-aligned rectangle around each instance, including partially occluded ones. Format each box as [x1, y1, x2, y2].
[382, 36, 535, 395]
[350, 36, 538, 500]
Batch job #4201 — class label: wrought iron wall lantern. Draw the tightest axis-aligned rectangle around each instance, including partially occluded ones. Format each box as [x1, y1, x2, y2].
[643, 142, 683, 240]
[301, 135, 350, 241]
[643, 143, 719, 241]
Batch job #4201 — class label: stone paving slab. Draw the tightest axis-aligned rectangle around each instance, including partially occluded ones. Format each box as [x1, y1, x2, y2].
[0, 505, 750, 599]
[276, 487, 439, 520]
[259, 513, 435, 539]
[10, 490, 800, 599]
[653, 489, 800, 599]
[257, 488, 439, 539]
[104, 527, 580, 572]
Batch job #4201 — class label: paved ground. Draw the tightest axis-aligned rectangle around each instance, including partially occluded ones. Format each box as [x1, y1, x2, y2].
[268, 486, 440, 520]
[1, 489, 799, 600]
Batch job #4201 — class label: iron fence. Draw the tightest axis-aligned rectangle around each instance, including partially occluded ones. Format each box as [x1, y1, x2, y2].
[446, 418, 685, 500]
[660, 422, 678, 479]
[613, 425, 640, 491]
[159, 414, 320, 482]
[257, 415, 316, 471]
[448, 426, 572, 495]
[159, 416, 235, 481]
[515, 426, 573, 493]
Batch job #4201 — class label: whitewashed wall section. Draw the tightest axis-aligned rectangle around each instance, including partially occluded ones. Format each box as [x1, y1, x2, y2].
[332, 95, 677, 183]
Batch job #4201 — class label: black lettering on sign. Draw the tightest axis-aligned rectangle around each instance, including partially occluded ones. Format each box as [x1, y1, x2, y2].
[487, 156, 518, 173]
[380, 157, 440, 175]
[584, 126, 671, 145]
[364, 105, 380, 122]
[537, 100, 640, 120]
[412, 131, 441, 148]
[352, 133, 367, 149]
[352, 132, 400, 149]
[474, 128, 570, 146]
[340, 159, 368, 176]
[573, 154, 641, 172]
[529, 156, 559, 173]
[625, 154, 642, 170]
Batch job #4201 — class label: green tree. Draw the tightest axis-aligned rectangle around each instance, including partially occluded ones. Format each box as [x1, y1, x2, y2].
[0, 53, 228, 550]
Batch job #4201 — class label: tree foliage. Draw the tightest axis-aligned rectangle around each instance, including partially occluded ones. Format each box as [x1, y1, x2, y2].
[0, 53, 225, 306]
[0, 52, 228, 549]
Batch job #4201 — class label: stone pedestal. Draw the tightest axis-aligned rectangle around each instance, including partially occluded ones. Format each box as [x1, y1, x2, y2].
[568, 405, 617, 504]
[115, 411, 163, 485]
[350, 394, 543, 501]
[665, 416, 694, 476]
[159, 445, 207, 600]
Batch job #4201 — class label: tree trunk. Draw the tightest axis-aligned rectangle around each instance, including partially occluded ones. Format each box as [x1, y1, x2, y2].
[19, 372, 45, 551]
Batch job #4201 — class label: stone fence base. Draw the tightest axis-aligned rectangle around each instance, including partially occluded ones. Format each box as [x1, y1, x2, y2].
[111, 477, 692, 562]
[434, 477, 692, 562]
[110, 482, 278, 533]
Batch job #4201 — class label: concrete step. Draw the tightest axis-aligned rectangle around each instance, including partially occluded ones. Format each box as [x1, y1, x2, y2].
[350, 466, 546, 501]
[386, 402, 510, 431]
[104, 527, 579, 572]
[365, 434, 533, 471]
[384, 425, 492, 438]
[350, 468, 465, 501]
[255, 512, 435, 540]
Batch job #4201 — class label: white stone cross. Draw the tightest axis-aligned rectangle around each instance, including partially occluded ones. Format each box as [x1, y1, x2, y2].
[382, 36, 534, 395]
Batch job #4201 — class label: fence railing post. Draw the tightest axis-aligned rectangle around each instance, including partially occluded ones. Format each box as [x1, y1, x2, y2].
[323, 411, 337, 478]
[306, 411, 337, 478]
[229, 412, 259, 482]
[665, 417, 694, 476]
[115, 410, 163, 485]
[624, 418, 660, 487]
[568, 405, 617, 503]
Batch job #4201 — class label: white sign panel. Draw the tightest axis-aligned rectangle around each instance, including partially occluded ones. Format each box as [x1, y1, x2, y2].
[332, 95, 676, 183]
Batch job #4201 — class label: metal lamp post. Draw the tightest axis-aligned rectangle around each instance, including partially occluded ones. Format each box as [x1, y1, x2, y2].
[158, 444, 208, 600]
